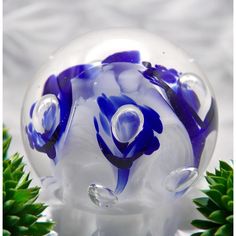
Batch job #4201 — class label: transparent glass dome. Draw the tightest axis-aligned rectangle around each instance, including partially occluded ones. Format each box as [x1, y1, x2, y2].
[21, 29, 218, 235]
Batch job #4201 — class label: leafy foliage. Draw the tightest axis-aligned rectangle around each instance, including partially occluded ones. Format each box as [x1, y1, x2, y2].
[3, 127, 12, 160]
[3, 128, 54, 236]
[191, 161, 233, 236]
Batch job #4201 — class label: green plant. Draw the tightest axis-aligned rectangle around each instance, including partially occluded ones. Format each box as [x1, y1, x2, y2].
[3, 128, 54, 236]
[191, 161, 233, 236]
[3, 126, 11, 160]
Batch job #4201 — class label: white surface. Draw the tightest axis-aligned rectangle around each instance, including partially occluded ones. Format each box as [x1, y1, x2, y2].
[3, 0, 233, 235]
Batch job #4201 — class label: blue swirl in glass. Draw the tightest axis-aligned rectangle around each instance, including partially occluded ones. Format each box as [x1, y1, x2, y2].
[24, 50, 217, 196]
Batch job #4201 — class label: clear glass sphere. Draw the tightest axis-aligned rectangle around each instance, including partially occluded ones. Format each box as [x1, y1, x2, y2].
[21, 29, 217, 213]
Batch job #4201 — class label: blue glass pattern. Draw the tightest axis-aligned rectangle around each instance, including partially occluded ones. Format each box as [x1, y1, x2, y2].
[102, 50, 140, 64]
[26, 64, 99, 161]
[141, 63, 217, 167]
[25, 50, 217, 194]
[26, 104, 60, 160]
[94, 94, 163, 194]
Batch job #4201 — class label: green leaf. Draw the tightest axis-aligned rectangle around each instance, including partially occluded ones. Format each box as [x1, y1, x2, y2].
[227, 188, 233, 200]
[17, 178, 32, 190]
[192, 160, 233, 236]
[23, 203, 47, 216]
[220, 169, 231, 180]
[3, 229, 11, 236]
[227, 200, 233, 212]
[12, 169, 25, 182]
[208, 210, 227, 224]
[12, 165, 25, 179]
[3, 136, 11, 160]
[214, 168, 221, 176]
[28, 222, 55, 236]
[16, 226, 28, 234]
[200, 228, 216, 236]
[221, 195, 232, 211]
[208, 176, 227, 186]
[12, 189, 35, 203]
[20, 214, 38, 226]
[193, 197, 217, 209]
[11, 154, 22, 164]
[4, 180, 18, 190]
[226, 215, 233, 224]
[9, 202, 26, 215]
[6, 188, 16, 200]
[5, 215, 20, 226]
[13, 187, 39, 204]
[193, 198, 209, 207]
[219, 161, 233, 172]
[3, 190, 6, 201]
[16, 173, 31, 189]
[191, 233, 203, 236]
[3, 200, 15, 213]
[2, 127, 55, 235]
[227, 174, 233, 189]
[3, 127, 12, 160]
[205, 175, 215, 185]
[202, 189, 223, 208]
[210, 183, 226, 194]
[197, 207, 213, 218]
[191, 219, 219, 229]
[3, 127, 9, 139]
[215, 224, 232, 236]
[3, 159, 10, 169]
[11, 155, 24, 171]
[3, 165, 13, 181]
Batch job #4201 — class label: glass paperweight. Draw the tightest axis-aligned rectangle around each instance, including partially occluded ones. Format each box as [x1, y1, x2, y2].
[21, 29, 218, 236]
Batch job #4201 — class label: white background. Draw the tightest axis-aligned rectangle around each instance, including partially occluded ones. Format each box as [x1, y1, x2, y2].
[3, 0, 233, 234]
